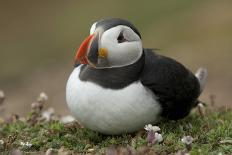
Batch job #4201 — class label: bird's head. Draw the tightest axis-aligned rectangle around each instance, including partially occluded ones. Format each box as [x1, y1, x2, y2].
[74, 18, 143, 68]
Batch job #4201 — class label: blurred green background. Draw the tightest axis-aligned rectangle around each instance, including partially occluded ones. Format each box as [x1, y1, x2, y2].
[1, 0, 231, 116]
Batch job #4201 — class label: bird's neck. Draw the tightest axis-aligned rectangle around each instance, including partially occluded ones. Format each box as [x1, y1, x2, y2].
[79, 52, 145, 89]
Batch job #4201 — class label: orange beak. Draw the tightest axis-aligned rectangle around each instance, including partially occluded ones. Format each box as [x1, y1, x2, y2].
[74, 34, 94, 65]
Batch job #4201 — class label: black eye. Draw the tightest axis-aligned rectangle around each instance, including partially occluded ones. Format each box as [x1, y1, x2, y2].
[117, 32, 127, 43]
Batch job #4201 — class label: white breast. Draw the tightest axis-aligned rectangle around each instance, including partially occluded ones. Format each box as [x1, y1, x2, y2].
[66, 66, 161, 134]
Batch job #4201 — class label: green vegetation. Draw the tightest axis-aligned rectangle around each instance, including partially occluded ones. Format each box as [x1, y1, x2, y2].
[0, 108, 231, 154]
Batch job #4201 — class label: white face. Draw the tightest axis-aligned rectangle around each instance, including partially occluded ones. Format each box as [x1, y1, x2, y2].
[90, 22, 97, 35]
[89, 23, 143, 68]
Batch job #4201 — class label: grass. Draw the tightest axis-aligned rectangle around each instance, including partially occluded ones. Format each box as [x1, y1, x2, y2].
[0, 106, 231, 154]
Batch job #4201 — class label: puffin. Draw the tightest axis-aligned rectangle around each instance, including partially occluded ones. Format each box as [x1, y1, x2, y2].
[66, 18, 207, 135]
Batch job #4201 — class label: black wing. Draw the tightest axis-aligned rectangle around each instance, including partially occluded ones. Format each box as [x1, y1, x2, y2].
[140, 49, 200, 120]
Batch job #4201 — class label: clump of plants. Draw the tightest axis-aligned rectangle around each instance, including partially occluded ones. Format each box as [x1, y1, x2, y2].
[0, 90, 231, 154]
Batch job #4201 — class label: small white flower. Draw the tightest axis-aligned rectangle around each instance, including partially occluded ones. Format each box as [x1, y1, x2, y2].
[0, 139, 4, 145]
[144, 124, 161, 132]
[181, 135, 193, 145]
[154, 132, 163, 143]
[26, 142, 32, 147]
[20, 142, 25, 146]
[20, 141, 32, 148]
[144, 124, 153, 131]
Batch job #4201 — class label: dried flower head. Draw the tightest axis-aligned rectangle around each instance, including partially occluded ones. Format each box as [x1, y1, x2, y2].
[0, 90, 5, 105]
[197, 103, 205, 117]
[0, 139, 4, 145]
[42, 107, 55, 121]
[181, 135, 193, 145]
[37, 92, 48, 103]
[60, 115, 75, 124]
[31, 102, 40, 110]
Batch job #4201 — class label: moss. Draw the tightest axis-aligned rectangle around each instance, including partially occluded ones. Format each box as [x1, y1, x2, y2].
[0, 108, 231, 154]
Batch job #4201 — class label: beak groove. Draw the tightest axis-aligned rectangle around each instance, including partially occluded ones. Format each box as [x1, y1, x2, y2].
[74, 34, 94, 65]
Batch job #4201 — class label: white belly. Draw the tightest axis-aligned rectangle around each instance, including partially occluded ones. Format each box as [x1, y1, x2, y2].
[66, 66, 161, 134]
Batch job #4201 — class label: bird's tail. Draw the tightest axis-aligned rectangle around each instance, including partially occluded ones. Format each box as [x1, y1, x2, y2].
[195, 67, 208, 93]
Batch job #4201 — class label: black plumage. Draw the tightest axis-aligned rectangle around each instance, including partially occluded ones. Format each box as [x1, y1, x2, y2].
[96, 18, 141, 38]
[79, 52, 145, 89]
[79, 49, 201, 120]
[140, 49, 200, 119]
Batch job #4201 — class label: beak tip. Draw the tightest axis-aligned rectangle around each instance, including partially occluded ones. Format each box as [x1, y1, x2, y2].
[74, 34, 95, 65]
